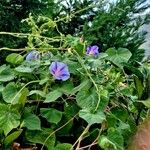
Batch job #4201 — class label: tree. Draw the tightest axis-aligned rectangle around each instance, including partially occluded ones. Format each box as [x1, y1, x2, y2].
[55, 0, 150, 63]
[82, 0, 150, 62]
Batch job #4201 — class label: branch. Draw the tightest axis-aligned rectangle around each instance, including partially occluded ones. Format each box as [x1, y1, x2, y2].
[0, 47, 64, 52]
[77, 142, 98, 150]
[71, 125, 90, 150]
[0, 32, 62, 42]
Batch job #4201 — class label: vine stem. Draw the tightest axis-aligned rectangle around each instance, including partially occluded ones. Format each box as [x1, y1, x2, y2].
[87, 123, 104, 150]
[77, 142, 98, 150]
[9, 80, 40, 108]
[76, 123, 105, 150]
[41, 113, 78, 150]
[70, 124, 90, 150]
[0, 47, 64, 52]
[73, 50, 101, 112]
[55, 3, 103, 23]
[0, 32, 61, 42]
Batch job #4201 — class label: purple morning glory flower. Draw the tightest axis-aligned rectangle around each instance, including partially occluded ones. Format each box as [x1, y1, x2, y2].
[49, 61, 70, 81]
[26, 50, 40, 61]
[86, 45, 99, 56]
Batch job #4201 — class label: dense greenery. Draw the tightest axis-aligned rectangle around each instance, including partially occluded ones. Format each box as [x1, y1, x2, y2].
[0, 13, 150, 150]
[0, 0, 150, 149]
[0, 0, 150, 63]
[60, 0, 150, 62]
[83, 0, 150, 62]
[0, 0, 56, 64]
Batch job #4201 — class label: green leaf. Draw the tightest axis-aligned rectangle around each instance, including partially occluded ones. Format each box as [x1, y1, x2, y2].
[44, 90, 62, 103]
[0, 104, 21, 135]
[74, 42, 85, 55]
[89, 128, 100, 140]
[4, 129, 23, 145]
[123, 64, 143, 80]
[0, 65, 15, 82]
[26, 128, 55, 150]
[2, 82, 28, 105]
[118, 121, 130, 132]
[140, 98, 150, 108]
[98, 89, 109, 111]
[134, 76, 143, 99]
[15, 60, 40, 73]
[22, 112, 41, 130]
[0, 84, 4, 93]
[39, 77, 49, 85]
[15, 65, 33, 73]
[65, 35, 84, 55]
[79, 109, 105, 125]
[65, 59, 80, 74]
[6, 53, 24, 65]
[18, 88, 29, 107]
[56, 103, 78, 136]
[111, 107, 128, 122]
[59, 82, 74, 95]
[54, 143, 72, 150]
[71, 79, 91, 94]
[29, 90, 46, 97]
[76, 89, 98, 111]
[108, 128, 124, 150]
[106, 48, 132, 68]
[2, 83, 19, 103]
[64, 102, 80, 118]
[99, 136, 117, 150]
[99, 128, 124, 150]
[98, 53, 108, 59]
[40, 108, 62, 124]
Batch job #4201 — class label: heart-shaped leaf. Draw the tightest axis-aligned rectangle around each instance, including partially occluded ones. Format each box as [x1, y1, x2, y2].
[0, 104, 21, 135]
[106, 48, 132, 68]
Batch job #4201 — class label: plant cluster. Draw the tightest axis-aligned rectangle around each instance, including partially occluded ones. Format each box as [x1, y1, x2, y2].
[0, 15, 150, 150]
[0, 0, 150, 64]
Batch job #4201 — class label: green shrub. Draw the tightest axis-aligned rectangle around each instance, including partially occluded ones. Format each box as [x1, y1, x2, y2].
[0, 15, 149, 150]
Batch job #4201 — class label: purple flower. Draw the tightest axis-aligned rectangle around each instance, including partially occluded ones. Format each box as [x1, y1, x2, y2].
[86, 45, 99, 56]
[26, 50, 40, 61]
[49, 61, 70, 81]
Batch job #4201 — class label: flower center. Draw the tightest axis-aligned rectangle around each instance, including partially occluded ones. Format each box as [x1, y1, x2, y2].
[89, 50, 95, 55]
[55, 69, 61, 76]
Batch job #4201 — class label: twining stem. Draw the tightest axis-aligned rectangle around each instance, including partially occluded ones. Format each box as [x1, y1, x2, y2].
[55, 3, 103, 23]
[0, 32, 61, 42]
[0, 47, 64, 52]
[71, 124, 90, 150]
[77, 142, 98, 150]
[41, 113, 78, 150]
[9, 80, 40, 108]
[73, 50, 101, 112]
[77, 123, 104, 150]
[87, 124, 104, 150]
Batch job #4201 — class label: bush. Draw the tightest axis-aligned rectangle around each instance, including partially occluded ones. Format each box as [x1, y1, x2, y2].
[0, 15, 150, 150]
[1, 0, 150, 64]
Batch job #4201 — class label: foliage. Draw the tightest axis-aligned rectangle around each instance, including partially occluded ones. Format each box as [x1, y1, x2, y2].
[0, 0, 57, 64]
[0, 0, 56, 32]
[0, 14, 149, 150]
[53, 0, 150, 62]
[82, 0, 150, 62]
[0, 0, 150, 65]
